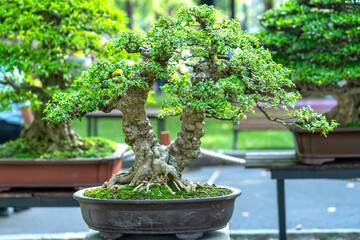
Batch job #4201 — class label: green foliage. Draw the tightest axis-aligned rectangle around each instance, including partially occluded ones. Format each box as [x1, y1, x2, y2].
[46, 5, 336, 135]
[0, 0, 127, 110]
[44, 58, 150, 123]
[0, 137, 118, 159]
[84, 182, 232, 200]
[258, 0, 360, 85]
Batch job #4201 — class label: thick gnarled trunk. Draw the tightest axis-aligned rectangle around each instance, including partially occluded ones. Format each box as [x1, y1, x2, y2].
[18, 72, 83, 153]
[168, 109, 205, 172]
[105, 87, 206, 190]
[326, 93, 360, 127]
[20, 105, 83, 153]
[296, 82, 360, 127]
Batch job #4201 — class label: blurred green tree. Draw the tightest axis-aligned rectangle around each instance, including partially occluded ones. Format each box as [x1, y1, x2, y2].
[258, 0, 360, 126]
[0, 0, 127, 152]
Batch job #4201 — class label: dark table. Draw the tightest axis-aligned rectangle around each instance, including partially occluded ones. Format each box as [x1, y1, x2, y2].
[0, 187, 79, 207]
[245, 151, 360, 240]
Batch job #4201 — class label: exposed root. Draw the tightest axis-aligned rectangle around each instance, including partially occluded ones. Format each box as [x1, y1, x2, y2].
[173, 180, 181, 192]
[164, 182, 176, 195]
[102, 172, 134, 189]
[103, 174, 215, 196]
[133, 183, 145, 192]
[173, 178, 197, 192]
[146, 183, 155, 192]
[127, 177, 214, 195]
[102, 166, 214, 196]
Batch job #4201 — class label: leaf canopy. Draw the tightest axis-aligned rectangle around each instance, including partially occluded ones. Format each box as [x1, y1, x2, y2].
[258, 0, 360, 85]
[46, 5, 337, 134]
[0, 0, 127, 110]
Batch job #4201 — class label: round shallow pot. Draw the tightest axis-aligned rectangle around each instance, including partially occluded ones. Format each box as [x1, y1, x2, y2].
[74, 186, 241, 240]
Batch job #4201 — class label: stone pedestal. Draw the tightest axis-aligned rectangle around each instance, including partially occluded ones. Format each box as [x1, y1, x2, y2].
[84, 226, 230, 240]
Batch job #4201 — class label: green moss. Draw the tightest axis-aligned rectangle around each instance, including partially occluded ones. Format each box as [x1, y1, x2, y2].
[0, 137, 118, 159]
[84, 182, 233, 200]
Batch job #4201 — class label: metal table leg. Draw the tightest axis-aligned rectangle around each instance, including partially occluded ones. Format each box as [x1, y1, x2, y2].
[277, 178, 287, 240]
[87, 117, 92, 137]
[94, 118, 98, 136]
[233, 127, 238, 150]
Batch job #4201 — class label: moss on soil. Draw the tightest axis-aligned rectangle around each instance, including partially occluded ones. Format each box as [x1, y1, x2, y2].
[84, 182, 233, 200]
[0, 137, 118, 159]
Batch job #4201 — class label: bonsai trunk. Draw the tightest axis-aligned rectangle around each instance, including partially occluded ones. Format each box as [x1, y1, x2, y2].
[296, 82, 360, 127]
[326, 92, 360, 127]
[106, 87, 206, 191]
[20, 105, 84, 153]
[20, 72, 84, 153]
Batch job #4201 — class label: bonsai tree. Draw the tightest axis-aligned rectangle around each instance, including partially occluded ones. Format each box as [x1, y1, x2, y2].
[258, 0, 360, 127]
[46, 5, 336, 191]
[0, 0, 127, 154]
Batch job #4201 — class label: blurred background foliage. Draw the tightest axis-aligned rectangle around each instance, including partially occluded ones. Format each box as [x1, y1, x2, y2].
[111, 0, 287, 32]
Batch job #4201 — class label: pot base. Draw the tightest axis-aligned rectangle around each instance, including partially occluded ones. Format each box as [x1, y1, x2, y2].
[97, 231, 203, 240]
[99, 231, 123, 240]
[75, 186, 241, 240]
[175, 232, 204, 240]
[85, 227, 230, 240]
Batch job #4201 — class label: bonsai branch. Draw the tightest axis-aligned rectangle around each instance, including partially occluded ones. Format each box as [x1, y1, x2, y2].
[99, 98, 120, 113]
[256, 103, 296, 126]
[1, 77, 43, 95]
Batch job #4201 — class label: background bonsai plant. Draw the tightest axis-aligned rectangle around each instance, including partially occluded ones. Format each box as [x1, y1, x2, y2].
[258, 0, 360, 127]
[0, 0, 127, 157]
[46, 5, 336, 191]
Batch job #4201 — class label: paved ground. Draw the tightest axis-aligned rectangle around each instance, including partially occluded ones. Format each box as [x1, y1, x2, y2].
[0, 165, 359, 238]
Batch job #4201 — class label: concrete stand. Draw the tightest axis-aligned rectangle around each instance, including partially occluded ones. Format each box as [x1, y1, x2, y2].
[84, 226, 230, 240]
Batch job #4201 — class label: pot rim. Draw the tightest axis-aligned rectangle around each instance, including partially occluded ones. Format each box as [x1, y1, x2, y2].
[288, 126, 360, 133]
[74, 185, 241, 204]
[0, 143, 127, 162]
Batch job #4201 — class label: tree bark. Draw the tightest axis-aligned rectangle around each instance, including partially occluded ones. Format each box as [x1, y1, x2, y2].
[295, 82, 360, 126]
[264, 0, 274, 11]
[19, 73, 83, 153]
[105, 85, 207, 189]
[326, 93, 360, 127]
[200, 0, 215, 6]
[230, 0, 235, 19]
[168, 109, 205, 172]
[241, 1, 248, 31]
[126, 0, 134, 30]
[20, 105, 83, 152]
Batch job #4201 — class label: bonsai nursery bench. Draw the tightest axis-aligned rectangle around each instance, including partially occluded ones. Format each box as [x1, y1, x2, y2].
[0, 188, 79, 207]
[85, 109, 165, 138]
[232, 99, 337, 149]
[245, 151, 360, 240]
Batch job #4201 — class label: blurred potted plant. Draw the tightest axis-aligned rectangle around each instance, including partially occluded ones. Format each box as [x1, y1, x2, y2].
[258, 0, 359, 164]
[0, 0, 129, 188]
[45, 5, 335, 239]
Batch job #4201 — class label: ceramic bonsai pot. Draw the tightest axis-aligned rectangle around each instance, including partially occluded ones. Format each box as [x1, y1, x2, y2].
[290, 127, 360, 165]
[0, 144, 128, 190]
[73, 186, 241, 240]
